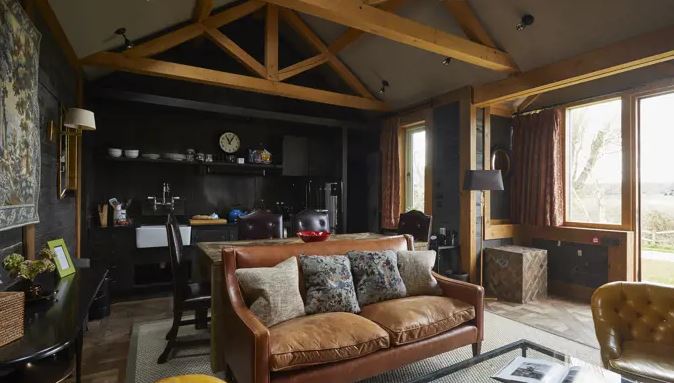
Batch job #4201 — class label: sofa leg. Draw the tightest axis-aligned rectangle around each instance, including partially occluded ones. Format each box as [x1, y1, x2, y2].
[472, 342, 482, 357]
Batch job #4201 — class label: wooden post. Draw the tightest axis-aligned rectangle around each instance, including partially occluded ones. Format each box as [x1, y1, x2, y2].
[22, 225, 36, 260]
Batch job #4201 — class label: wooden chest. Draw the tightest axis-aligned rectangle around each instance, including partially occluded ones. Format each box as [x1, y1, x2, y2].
[485, 246, 548, 303]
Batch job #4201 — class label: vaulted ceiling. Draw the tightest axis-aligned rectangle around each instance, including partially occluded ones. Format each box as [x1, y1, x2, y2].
[50, 0, 674, 109]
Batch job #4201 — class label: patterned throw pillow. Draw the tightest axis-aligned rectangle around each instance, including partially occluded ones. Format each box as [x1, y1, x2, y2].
[299, 255, 360, 314]
[235, 257, 306, 327]
[397, 250, 443, 296]
[347, 250, 407, 306]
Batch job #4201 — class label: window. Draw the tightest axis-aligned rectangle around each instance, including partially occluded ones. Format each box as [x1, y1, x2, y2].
[404, 126, 426, 212]
[565, 98, 622, 225]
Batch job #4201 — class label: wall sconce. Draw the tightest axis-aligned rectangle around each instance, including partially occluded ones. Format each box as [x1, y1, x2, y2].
[63, 108, 97, 134]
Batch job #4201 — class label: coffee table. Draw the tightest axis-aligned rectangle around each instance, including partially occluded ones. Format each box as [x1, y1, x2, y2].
[407, 340, 634, 383]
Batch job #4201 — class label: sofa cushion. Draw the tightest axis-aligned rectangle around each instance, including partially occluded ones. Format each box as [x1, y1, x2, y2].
[299, 255, 360, 314]
[235, 257, 305, 327]
[360, 296, 475, 346]
[269, 312, 390, 371]
[608, 341, 674, 383]
[397, 250, 443, 297]
[347, 250, 407, 306]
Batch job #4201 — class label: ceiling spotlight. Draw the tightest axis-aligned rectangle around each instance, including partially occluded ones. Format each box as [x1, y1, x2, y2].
[515, 14, 535, 31]
[378, 80, 390, 95]
[442, 57, 452, 65]
[115, 27, 134, 49]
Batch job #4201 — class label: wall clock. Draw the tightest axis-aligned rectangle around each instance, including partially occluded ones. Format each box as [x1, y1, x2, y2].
[219, 132, 240, 153]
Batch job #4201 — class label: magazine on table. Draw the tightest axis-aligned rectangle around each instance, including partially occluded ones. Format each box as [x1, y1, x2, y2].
[492, 356, 622, 383]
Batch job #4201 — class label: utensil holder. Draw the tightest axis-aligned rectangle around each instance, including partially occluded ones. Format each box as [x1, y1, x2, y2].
[98, 203, 109, 228]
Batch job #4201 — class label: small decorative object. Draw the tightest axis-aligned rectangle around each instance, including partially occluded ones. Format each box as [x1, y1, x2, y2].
[236, 157, 245, 164]
[108, 148, 122, 158]
[2, 248, 56, 300]
[186, 148, 195, 162]
[227, 208, 246, 222]
[491, 147, 512, 177]
[205, 154, 213, 163]
[141, 153, 160, 160]
[226, 154, 236, 163]
[249, 143, 272, 164]
[297, 230, 331, 243]
[219, 132, 241, 153]
[97, 203, 109, 228]
[0, 291, 25, 347]
[449, 230, 458, 246]
[196, 152, 205, 162]
[123, 149, 139, 158]
[47, 239, 76, 278]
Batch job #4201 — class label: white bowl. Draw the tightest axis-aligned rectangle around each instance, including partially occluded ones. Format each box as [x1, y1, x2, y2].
[124, 149, 140, 158]
[142, 153, 160, 160]
[108, 148, 122, 158]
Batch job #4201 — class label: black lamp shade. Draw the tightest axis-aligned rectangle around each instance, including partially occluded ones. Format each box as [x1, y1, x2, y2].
[463, 170, 504, 191]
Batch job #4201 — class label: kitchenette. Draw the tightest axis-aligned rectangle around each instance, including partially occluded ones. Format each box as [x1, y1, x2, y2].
[82, 96, 368, 299]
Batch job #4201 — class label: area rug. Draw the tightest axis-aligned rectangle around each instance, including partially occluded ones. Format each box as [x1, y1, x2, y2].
[127, 312, 602, 383]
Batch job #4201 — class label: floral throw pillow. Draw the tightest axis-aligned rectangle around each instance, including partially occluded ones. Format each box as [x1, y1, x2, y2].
[299, 255, 360, 314]
[347, 250, 407, 306]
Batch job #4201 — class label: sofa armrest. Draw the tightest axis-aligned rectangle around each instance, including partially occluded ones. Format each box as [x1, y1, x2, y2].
[434, 273, 484, 341]
[223, 250, 271, 383]
[591, 284, 625, 366]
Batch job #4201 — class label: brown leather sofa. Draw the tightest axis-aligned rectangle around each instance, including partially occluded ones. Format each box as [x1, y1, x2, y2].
[222, 235, 484, 383]
[591, 281, 674, 383]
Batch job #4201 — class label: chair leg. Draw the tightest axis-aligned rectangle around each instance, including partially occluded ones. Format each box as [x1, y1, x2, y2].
[195, 307, 208, 330]
[158, 311, 181, 364]
[225, 364, 235, 382]
[472, 342, 482, 357]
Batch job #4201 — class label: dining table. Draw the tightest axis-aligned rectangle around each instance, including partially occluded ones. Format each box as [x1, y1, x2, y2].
[197, 232, 429, 373]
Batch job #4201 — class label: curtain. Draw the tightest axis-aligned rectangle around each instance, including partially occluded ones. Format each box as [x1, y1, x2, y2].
[380, 117, 401, 229]
[511, 109, 564, 226]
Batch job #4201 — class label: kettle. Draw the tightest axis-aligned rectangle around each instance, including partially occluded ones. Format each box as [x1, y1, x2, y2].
[228, 208, 247, 222]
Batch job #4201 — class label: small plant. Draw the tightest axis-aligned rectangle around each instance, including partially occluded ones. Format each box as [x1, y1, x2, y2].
[2, 247, 56, 282]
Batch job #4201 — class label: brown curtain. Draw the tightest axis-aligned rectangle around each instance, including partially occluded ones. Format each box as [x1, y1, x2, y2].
[380, 117, 401, 229]
[511, 109, 564, 226]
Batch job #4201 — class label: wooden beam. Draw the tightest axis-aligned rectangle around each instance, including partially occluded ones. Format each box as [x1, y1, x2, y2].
[278, 54, 328, 80]
[265, 0, 517, 72]
[194, 0, 214, 22]
[281, 9, 374, 98]
[202, 0, 265, 29]
[81, 52, 388, 111]
[327, 0, 407, 54]
[443, 0, 497, 49]
[516, 94, 539, 112]
[266, 4, 279, 80]
[124, 24, 205, 58]
[22, 225, 35, 260]
[205, 28, 267, 77]
[474, 25, 674, 106]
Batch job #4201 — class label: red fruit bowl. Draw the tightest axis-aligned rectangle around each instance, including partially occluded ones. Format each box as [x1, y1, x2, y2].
[297, 231, 331, 243]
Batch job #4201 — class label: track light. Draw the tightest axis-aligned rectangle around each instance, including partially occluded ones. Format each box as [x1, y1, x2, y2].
[442, 57, 452, 65]
[115, 27, 134, 49]
[378, 80, 390, 95]
[515, 14, 535, 31]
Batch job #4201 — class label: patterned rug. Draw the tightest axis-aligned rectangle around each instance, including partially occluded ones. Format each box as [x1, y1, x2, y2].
[127, 312, 602, 383]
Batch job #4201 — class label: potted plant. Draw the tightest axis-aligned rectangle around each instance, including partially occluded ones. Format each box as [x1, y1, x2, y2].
[2, 247, 56, 300]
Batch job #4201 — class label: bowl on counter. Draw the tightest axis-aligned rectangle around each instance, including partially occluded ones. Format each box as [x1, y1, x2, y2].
[108, 148, 122, 158]
[162, 153, 186, 161]
[124, 149, 140, 158]
[297, 231, 331, 243]
[141, 153, 160, 160]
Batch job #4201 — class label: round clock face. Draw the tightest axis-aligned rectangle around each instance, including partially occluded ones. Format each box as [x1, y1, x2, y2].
[219, 132, 240, 153]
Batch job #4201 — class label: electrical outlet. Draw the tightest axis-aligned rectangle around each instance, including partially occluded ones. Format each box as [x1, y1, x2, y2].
[557, 241, 562, 247]
[577, 249, 583, 257]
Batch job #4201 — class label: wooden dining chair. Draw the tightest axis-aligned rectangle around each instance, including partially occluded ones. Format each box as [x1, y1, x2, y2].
[237, 210, 283, 240]
[158, 213, 211, 364]
[293, 209, 330, 233]
[398, 210, 432, 242]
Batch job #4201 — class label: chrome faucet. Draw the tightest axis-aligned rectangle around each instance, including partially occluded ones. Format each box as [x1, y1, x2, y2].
[148, 182, 180, 211]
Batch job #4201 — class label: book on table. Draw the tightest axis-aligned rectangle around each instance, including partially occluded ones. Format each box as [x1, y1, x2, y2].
[492, 356, 622, 383]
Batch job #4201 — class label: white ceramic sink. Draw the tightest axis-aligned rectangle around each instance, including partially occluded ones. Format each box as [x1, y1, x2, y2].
[136, 225, 191, 248]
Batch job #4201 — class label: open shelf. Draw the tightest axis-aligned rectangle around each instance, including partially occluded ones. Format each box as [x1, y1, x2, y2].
[105, 156, 282, 176]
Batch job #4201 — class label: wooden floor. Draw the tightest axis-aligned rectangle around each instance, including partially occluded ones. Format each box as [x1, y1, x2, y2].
[65, 295, 596, 383]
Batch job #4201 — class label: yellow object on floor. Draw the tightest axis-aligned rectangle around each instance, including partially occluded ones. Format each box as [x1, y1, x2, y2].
[155, 375, 226, 383]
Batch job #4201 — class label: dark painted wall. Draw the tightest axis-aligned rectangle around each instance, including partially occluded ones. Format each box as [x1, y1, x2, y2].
[431, 102, 461, 234]
[490, 115, 513, 221]
[0, 6, 77, 275]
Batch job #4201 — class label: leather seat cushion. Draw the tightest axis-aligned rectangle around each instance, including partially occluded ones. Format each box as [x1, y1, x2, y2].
[360, 295, 475, 346]
[269, 312, 390, 372]
[609, 341, 674, 383]
[156, 375, 226, 383]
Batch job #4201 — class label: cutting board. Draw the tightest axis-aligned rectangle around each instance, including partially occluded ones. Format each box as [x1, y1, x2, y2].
[189, 219, 228, 226]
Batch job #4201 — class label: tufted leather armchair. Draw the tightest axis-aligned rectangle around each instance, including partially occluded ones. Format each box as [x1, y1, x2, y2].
[238, 210, 283, 240]
[591, 282, 674, 383]
[398, 210, 432, 242]
[293, 209, 330, 233]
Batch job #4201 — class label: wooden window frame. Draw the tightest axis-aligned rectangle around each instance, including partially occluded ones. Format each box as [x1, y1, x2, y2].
[398, 109, 433, 214]
[561, 94, 634, 231]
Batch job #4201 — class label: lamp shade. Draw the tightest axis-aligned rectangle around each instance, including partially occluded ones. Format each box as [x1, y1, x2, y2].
[64, 108, 96, 131]
[463, 170, 504, 191]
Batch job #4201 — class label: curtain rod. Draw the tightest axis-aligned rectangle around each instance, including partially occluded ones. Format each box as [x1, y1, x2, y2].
[511, 88, 629, 117]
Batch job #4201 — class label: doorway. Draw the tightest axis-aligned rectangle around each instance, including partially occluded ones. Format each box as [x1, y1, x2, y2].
[639, 91, 674, 286]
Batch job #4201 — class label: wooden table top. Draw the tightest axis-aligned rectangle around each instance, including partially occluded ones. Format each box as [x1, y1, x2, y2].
[197, 232, 389, 265]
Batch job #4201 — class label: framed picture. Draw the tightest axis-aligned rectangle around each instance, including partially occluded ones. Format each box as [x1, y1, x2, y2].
[47, 239, 76, 278]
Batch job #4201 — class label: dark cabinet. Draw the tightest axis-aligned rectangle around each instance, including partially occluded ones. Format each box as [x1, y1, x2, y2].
[89, 227, 135, 297]
[282, 135, 339, 178]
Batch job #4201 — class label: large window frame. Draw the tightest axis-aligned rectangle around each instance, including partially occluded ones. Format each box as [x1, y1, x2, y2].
[561, 94, 634, 231]
[403, 125, 426, 212]
[398, 111, 433, 215]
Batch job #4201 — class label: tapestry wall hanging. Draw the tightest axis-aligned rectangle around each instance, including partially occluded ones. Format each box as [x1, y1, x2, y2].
[0, 0, 41, 231]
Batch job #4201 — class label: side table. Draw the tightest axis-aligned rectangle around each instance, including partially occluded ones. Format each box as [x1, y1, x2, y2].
[484, 246, 547, 303]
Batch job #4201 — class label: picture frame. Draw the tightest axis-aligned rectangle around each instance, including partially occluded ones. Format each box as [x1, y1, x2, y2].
[47, 239, 76, 278]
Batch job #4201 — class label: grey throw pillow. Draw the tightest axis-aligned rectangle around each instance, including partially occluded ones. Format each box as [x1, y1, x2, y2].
[299, 255, 360, 314]
[347, 250, 407, 306]
[235, 257, 305, 327]
[397, 250, 443, 296]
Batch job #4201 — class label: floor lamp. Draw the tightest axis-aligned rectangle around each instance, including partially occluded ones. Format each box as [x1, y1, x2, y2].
[463, 170, 504, 286]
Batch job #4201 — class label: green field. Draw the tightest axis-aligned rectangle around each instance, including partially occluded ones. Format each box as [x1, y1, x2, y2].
[642, 258, 674, 286]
